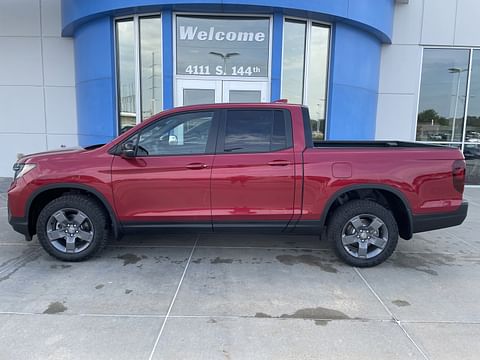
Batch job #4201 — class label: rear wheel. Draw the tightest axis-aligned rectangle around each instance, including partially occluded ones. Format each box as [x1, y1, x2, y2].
[327, 200, 398, 267]
[36, 194, 108, 261]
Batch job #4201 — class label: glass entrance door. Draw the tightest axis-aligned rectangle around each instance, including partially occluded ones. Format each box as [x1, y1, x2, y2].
[223, 81, 268, 103]
[176, 79, 269, 106]
[176, 79, 222, 106]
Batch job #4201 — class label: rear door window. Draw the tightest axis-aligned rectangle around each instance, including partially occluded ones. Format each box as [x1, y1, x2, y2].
[222, 110, 292, 153]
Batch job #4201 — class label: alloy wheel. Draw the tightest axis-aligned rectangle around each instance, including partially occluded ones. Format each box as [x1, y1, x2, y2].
[46, 208, 94, 254]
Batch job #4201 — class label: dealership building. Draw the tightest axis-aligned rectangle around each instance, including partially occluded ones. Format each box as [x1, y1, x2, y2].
[0, 0, 479, 184]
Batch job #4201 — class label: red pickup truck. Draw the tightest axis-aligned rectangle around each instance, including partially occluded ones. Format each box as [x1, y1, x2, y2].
[8, 103, 468, 267]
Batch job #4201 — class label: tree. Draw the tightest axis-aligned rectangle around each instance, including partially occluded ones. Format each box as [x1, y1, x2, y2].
[417, 109, 439, 124]
[417, 109, 449, 126]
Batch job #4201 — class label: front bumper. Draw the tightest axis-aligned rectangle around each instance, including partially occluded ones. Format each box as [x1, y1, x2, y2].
[7, 177, 33, 240]
[8, 213, 31, 241]
[412, 201, 469, 234]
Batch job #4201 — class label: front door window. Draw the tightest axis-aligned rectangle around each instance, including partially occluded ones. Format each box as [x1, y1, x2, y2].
[135, 112, 214, 156]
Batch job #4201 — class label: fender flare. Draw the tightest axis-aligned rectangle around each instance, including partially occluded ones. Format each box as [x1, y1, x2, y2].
[319, 184, 414, 240]
[26, 183, 121, 239]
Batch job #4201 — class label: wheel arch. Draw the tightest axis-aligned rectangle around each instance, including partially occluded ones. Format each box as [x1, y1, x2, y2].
[321, 184, 413, 240]
[26, 183, 121, 240]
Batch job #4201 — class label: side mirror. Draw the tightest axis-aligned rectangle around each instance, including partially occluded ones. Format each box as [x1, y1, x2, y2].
[168, 135, 178, 145]
[120, 142, 136, 158]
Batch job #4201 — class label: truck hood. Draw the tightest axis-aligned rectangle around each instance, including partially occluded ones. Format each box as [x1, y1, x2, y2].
[19, 144, 105, 163]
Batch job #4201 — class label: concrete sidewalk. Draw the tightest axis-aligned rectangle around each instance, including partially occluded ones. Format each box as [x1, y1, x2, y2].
[0, 187, 479, 359]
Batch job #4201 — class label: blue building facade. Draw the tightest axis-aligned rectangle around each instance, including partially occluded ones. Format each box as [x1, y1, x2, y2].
[61, 0, 395, 146]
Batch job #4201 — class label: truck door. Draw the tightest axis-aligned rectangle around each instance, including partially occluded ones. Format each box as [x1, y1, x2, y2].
[211, 109, 296, 229]
[111, 110, 219, 227]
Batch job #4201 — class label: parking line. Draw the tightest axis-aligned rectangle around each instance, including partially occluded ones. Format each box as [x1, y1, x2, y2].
[0, 311, 37, 316]
[2, 311, 479, 326]
[148, 235, 198, 360]
[354, 268, 430, 360]
[167, 314, 395, 323]
[79, 313, 165, 319]
[399, 319, 480, 325]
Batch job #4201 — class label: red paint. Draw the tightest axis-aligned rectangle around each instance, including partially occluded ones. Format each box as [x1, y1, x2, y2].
[111, 154, 214, 222]
[211, 149, 296, 223]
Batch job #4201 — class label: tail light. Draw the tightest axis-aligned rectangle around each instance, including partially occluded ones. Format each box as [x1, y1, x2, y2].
[452, 159, 466, 193]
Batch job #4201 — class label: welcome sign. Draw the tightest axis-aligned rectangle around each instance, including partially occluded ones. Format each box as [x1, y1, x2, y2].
[178, 26, 267, 43]
[176, 16, 270, 77]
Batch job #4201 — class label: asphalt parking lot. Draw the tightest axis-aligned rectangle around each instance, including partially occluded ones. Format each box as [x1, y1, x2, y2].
[0, 180, 479, 359]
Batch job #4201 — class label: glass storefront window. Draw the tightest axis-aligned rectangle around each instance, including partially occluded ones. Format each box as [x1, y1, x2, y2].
[176, 16, 270, 78]
[116, 19, 136, 131]
[140, 17, 162, 120]
[116, 15, 163, 133]
[417, 48, 480, 185]
[466, 50, 480, 144]
[281, 20, 306, 104]
[417, 49, 470, 143]
[465, 50, 480, 184]
[281, 20, 330, 140]
[465, 144, 480, 184]
[307, 24, 330, 141]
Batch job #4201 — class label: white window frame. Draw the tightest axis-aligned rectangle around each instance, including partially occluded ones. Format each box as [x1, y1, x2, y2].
[114, 13, 163, 133]
[281, 17, 332, 139]
[415, 46, 480, 151]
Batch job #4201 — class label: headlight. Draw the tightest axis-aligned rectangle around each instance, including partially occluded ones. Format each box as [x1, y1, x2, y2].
[13, 163, 36, 180]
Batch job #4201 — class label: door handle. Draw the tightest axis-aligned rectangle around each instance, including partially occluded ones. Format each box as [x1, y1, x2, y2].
[268, 160, 291, 166]
[186, 163, 208, 170]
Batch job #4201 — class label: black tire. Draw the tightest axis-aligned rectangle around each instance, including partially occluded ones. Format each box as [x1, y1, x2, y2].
[36, 194, 108, 261]
[327, 200, 398, 267]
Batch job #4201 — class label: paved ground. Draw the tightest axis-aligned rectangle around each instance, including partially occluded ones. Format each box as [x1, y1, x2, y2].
[0, 183, 479, 359]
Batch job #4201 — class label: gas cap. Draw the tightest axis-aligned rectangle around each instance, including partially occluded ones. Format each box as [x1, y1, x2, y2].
[332, 162, 352, 178]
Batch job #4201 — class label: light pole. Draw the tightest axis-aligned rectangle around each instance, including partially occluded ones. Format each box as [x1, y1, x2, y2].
[151, 52, 156, 115]
[448, 67, 468, 142]
[209, 52, 240, 75]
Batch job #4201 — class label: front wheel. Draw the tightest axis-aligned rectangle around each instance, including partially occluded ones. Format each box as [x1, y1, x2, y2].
[36, 194, 108, 261]
[327, 200, 398, 267]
